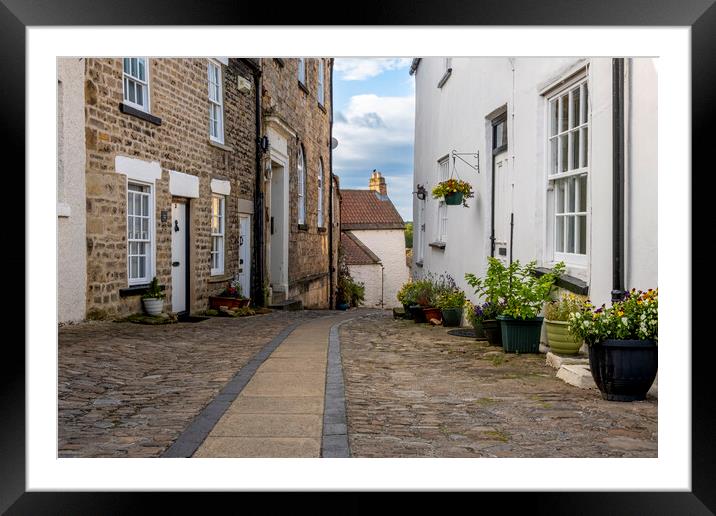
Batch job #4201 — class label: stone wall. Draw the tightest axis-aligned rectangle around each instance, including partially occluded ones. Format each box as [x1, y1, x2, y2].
[58, 58, 88, 323]
[261, 58, 333, 308]
[83, 58, 257, 318]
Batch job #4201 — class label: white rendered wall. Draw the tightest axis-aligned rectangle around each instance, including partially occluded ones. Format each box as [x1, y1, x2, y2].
[413, 57, 657, 309]
[350, 229, 409, 308]
[348, 263, 383, 308]
[57, 58, 87, 323]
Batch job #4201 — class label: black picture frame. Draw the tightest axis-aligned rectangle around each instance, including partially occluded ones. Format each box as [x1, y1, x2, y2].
[3, 0, 711, 512]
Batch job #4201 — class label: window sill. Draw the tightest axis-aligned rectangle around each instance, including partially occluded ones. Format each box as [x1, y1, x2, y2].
[317, 102, 326, 114]
[534, 266, 589, 295]
[429, 241, 446, 250]
[298, 81, 310, 95]
[209, 139, 233, 152]
[208, 274, 232, 284]
[437, 68, 452, 89]
[119, 102, 162, 126]
[274, 58, 285, 67]
[317, 227, 327, 233]
[120, 284, 166, 297]
[297, 223, 309, 231]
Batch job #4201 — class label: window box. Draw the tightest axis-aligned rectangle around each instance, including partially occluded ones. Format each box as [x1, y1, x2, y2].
[208, 296, 251, 311]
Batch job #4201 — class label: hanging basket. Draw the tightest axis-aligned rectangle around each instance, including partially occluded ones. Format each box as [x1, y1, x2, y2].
[444, 192, 464, 205]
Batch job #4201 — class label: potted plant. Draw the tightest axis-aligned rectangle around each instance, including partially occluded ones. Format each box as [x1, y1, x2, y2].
[209, 278, 251, 311]
[543, 292, 587, 355]
[497, 259, 565, 353]
[431, 178, 474, 207]
[141, 276, 165, 316]
[397, 281, 418, 319]
[568, 288, 658, 402]
[435, 289, 466, 327]
[466, 258, 510, 346]
[410, 277, 434, 323]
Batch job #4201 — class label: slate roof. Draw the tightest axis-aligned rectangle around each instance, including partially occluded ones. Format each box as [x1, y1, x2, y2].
[341, 231, 381, 266]
[340, 189, 405, 230]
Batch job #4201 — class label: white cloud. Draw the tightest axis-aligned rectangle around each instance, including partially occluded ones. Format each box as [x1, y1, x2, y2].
[334, 58, 412, 81]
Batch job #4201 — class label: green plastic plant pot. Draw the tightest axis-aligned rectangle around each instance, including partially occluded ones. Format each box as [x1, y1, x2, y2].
[441, 307, 462, 327]
[444, 192, 464, 205]
[497, 315, 544, 353]
[544, 319, 583, 355]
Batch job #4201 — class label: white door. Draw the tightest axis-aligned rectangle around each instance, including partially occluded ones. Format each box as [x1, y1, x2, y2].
[269, 161, 288, 298]
[493, 150, 511, 264]
[239, 214, 251, 299]
[171, 202, 187, 313]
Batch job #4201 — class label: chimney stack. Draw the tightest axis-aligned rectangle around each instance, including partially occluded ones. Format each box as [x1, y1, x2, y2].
[369, 169, 387, 197]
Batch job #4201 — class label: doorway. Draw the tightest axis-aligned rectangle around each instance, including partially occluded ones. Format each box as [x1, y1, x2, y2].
[238, 214, 251, 299]
[491, 111, 511, 263]
[171, 201, 189, 314]
[269, 160, 288, 300]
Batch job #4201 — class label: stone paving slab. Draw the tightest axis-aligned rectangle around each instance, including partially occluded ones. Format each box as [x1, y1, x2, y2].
[209, 414, 323, 437]
[57, 310, 329, 458]
[226, 396, 324, 415]
[340, 311, 657, 458]
[259, 357, 326, 373]
[240, 373, 326, 397]
[193, 437, 321, 458]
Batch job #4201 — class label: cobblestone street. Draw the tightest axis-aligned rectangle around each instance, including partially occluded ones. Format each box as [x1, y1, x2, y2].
[340, 311, 657, 458]
[58, 311, 328, 457]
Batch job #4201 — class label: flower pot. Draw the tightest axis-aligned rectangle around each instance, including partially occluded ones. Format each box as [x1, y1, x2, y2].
[403, 303, 414, 320]
[472, 320, 486, 340]
[497, 315, 544, 353]
[544, 319, 583, 355]
[444, 192, 463, 206]
[588, 339, 657, 402]
[337, 302, 350, 311]
[208, 296, 251, 311]
[422, 306, 442, 323]
[410, 304, 426, 323]
[481, 319, 502, 346]
[441, 307, 462, 327]
[142, 297, 163, 316]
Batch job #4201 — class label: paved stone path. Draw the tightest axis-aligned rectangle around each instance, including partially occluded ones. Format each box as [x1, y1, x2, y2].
[58, 310, 329, 457]
[192, 312, 359, 457]
[339, 311, 658, 458]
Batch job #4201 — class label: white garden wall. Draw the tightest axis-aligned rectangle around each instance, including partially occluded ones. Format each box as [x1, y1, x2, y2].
[350, 229, 409, 308]
[348, 263, 383, 308]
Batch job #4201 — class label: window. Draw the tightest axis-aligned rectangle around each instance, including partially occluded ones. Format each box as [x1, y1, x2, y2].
[211, 195, 225, 275]
[317, 59, 325, 106]
[548, 79, 589, 264]
[208, 61, 224, 143]
[298, 58, 306, 86]
[123, 58, 149, 112]
[317, 158, 324, 227]
[493, 113, 508, 153]
[127, 182, 153, 285]
[437, 157, 449, 243]
[297, 146, 306, 224]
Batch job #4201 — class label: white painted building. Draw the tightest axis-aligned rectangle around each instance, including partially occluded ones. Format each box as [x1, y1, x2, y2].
[411, 58, 657, 308]
[57, 58, 87, 323]
[341, 171, 410, 308]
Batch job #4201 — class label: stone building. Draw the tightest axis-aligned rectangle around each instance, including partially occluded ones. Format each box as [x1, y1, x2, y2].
[340, 171, 409, 308]
[81, 57, 259, 318]
[261, 58, 336, 309]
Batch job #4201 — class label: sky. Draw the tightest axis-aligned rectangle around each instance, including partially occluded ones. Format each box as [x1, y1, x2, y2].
[332, 58, 415, 222]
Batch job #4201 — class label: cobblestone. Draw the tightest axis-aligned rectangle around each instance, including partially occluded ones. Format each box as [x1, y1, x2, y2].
[58, 310, 327, 457]
[340, 311, 657, 458]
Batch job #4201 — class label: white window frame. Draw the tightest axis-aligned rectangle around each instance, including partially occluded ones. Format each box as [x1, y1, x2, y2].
[297, 146, 306, 225]
[298, 58, 306, 86]
[546, 76, 590, 267]
[317, 158, 324, 228]
[122, 58, 150, 113]
[208, 60, 224, 144]
[127, 181, 154, 286]
[317, 59, 325, 106]
[211, 195, 226, 276]
[436, 156, 450, 243]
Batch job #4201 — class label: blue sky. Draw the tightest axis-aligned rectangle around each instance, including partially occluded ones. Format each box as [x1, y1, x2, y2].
[332, 58, 415, 221]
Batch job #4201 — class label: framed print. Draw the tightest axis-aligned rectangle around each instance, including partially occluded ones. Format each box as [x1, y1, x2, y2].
[3, 0, 712, 512]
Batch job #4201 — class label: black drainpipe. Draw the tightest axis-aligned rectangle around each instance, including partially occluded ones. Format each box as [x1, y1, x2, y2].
[328, 59, 335, 309]
[243, 58, 265, 307]
[611, 58, 625, 303]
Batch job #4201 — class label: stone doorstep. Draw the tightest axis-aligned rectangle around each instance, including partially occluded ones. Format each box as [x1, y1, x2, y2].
[546, 351, 589, 370]
[556, 364, 659, 398]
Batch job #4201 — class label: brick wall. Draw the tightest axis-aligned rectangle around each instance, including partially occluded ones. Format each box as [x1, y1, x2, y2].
[83, 58, 257, 318]
[261, 58, 333, 308]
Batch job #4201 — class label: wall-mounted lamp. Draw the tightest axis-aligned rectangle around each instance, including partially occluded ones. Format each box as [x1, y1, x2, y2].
[414, 184, 427, 200]
[259, 135, 270, 153]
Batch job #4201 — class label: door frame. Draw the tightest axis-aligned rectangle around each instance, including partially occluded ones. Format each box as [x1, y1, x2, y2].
[171, 199, 191, 315]
[238, 212, 251, 299]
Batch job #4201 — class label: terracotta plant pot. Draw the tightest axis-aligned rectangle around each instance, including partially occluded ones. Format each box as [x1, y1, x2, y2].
[544, 319, 583, 355]
[588, 339, 657, 402]
[208, 296, 251, 311]
[422, 306, 442, 323]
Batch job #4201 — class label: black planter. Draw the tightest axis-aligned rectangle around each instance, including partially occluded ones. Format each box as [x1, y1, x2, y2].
[410, 304, 426, 323]
[403, 303, 414, 320]
[441, 307, 463, 327]
[481, 319, 502, 346]
[588, 339, 657, 402]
